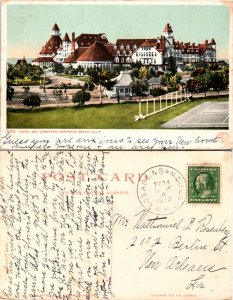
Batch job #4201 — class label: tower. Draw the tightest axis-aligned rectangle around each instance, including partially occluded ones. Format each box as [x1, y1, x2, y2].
[163, 23, 174, 45]
[51, 23, 61, 37]
[62, 33, 71, 47]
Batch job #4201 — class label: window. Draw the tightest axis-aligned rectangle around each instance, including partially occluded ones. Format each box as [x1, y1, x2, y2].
[121, 58, 124, 63]
[114, 57, 119, 63]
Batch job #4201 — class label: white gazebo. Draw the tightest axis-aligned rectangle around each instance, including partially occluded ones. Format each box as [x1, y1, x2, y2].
[106, 70, 133, 98]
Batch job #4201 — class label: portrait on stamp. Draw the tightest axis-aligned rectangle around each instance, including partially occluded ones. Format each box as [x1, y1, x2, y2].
[188, 166, 220, 203]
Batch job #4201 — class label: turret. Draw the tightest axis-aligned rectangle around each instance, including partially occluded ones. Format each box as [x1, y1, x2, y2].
[210, 38, 216, 50]
[62, 33, 71, 47]
[163, 23, 174, 45]
[52, 23, 61, 37]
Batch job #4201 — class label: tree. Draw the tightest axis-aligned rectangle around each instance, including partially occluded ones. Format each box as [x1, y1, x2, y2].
[187, 78, 201, 94]
[53, 88, 63, 107]
[83, 80, 95, 92]
[131, 61, 143, 69]
[23, 94, 41, 108]
[7, 86, 14, 101]
[131, 79, 149, 98]
[167, 56, 177, 75]
[220, 66, 229, 88]
[72, 90, 91, 107]
[150, 87, 166, 97]
[131, 67, 140, 79]
[139, 66, 149, 80]
[196, 72, 211, 97]
[52, 62, 65, 74]
[161, 74, 181, 92]
[87, 67, 116, 104]
[149, 67, 156, 78]
[191, 67, 206, 77]
[209, 71, 227, 96]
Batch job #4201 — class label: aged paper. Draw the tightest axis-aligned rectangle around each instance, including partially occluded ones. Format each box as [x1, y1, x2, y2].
[0, 150, 232, 300]
[1, 0, 232, 150]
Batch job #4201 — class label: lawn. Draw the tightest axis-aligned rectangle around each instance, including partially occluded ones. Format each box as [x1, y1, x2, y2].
[7, 96, 228, 129]
[59, 74, 89, 81]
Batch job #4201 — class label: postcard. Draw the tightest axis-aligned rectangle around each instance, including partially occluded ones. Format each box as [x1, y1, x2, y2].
[0, 150, 232, 299]
[0, 0, 232, 150]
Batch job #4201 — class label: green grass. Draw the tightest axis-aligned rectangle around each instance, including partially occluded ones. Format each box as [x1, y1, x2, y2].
[59, 74, 89, 81]
[7, 96, 228, 129]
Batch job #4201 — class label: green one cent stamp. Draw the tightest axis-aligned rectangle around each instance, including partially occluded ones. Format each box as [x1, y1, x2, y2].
[188, 166, 220, 203]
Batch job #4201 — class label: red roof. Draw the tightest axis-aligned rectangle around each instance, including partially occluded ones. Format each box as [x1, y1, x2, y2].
[103, 43, 114, 55]
[141, 39, 156, 47]
[32, 57, 55, 62]
[63, 33, 71, 42]
[163, 23, 173, 33]
[64, 47, 88, 63]
[52, 23, 60, 31]
[77, 41, 113, 61]
[114, 38, 165, 56]
[75, 33, 109, 47]
[116, 39, 146, 47]
[39, 35, 62, 55]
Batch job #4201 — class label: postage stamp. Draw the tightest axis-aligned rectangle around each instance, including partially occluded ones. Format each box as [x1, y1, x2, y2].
[137, 165, 186, 215]
[188, 166, 220, 203]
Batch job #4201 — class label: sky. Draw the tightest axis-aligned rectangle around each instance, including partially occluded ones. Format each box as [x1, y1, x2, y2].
[7, 3, 230, 59]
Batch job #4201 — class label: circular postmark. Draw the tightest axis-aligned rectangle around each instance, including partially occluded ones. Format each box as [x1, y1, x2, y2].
[137, 165, 186, 215]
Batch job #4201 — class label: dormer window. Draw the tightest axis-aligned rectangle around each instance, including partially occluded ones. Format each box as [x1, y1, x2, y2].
[120, 44, 124, 50]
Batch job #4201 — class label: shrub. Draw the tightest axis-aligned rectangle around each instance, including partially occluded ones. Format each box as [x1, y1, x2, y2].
[23, 94, 41, 108]
[72, 90, 91, 107]
[150, 87, 166, 97]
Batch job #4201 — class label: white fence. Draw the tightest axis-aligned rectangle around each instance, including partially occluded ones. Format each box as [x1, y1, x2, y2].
[134, 89, 191, 121]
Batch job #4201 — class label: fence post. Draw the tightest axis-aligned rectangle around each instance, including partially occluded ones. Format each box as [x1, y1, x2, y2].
[154, 98, 155, 113]
[160, 96, 161, 111]
[185, 88, 187, 101]
[139, 99, 141, 115]
[166, 94, 167, 108]
[171, 93, 173, 106]
[176, 91, 178, 104]
[146, 100, 149, 116]
[181, 89, 182, 102]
